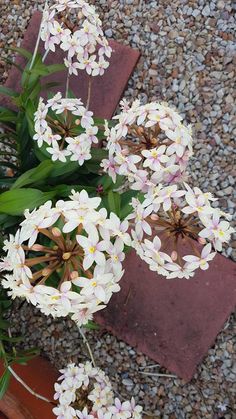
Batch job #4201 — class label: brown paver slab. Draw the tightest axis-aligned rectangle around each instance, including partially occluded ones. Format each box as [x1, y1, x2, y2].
[0, 11, 140, 119]
[96, 250, 236, 381]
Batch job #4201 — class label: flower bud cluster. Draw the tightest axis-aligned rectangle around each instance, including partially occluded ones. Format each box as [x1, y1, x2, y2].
[128, 182, 234, 279]
[0, 190, 130, 324]
[53, 361, 142, 418]
[34, 93, 98, 164]
[41, 0, 112, 76]
[101, 100, 193, 187]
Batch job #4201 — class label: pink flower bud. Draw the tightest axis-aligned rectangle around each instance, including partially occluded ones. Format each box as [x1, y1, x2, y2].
[150, 214, 159, 221]
[30, 244, 45, 251]
[198, 237, 206, 245]
[171, 251, 178, 261]
[71, 271, 78, 280]
[52, 227, 62, 237]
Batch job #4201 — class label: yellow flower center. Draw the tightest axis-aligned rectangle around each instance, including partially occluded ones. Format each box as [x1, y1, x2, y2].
[151, 150, 158, 158]
[51, 295, 60, 301]
[89, 246, 95, 254]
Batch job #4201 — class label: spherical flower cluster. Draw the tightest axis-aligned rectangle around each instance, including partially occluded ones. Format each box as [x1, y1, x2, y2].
[41, 0, 112, 76]
[127, 182, 234, 279]
[101, 99, 193, 187]
[33, 93, 98, 164]
[53, 361, 142, 418]
[0, 190, 130, 324]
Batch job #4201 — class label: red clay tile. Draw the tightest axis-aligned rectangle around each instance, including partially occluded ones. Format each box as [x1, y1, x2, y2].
[96, 249, 236, 381]
[0, 11, 140, 119]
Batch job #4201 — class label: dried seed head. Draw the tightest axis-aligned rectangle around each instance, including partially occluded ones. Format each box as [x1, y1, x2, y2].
[150, 138, 158, 146]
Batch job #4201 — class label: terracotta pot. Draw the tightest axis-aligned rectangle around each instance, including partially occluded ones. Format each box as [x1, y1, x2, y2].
[0, 391, 33, 419]
[0, 357, 58, 419]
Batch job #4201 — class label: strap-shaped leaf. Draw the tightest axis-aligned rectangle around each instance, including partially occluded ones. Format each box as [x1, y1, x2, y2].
[0, 86, 19, 98]
[11, 160, 53, 189]
[0, 370, 11, 399]
[0, 188, 56, 215]
[0, 107, 17, 123]
[8, 46, 32, 60]
[107, 190, 121, 216]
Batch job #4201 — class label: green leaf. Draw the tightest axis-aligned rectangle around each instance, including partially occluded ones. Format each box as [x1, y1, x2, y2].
[30, 67, 50, 77]
[46, 159, 90, 179]
[90, 148, 108, 161]
[0, 370, 11, 399]
[21, 52, 42, 88]
[11, 160, 53, 189]
[0, 86, 18, 98]
[84, 320, 100, 330]
[84, 148, 108, 174]
[0, 319, 10, 330]
[14, 348, 40, 365]
[8, 46, 32, 60]
[24, 99, 37, 136]
[45, 64, 66, 74]
[0, 107, 17, 123]
[52, 184, 96, 198]
[120, 190, 139, 219]
[3, 57, 23, 74]
[42, 81, 62, 90]
[107, 190, 121, 216]
[0, 188, 56, 216]
[0, 213, 20, 229]
[0, 334, 22, 343]
[16, 113, 34, 172]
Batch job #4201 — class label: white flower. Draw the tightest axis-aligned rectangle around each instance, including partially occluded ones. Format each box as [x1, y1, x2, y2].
[101, 153, 120, 183]
[77, 407, 94, 419]
[166, 124, 192, 157]
[64, 58, 81, 75]
[142, 145, 169, 171]
[1, 193, 125, 324]
[109, 398, 131, 418]
[105, 213, 131, 246]
[34, 96, 97, 165]
[54, 362, 115, 418]
[77, 224, 109, 270]
[127, 200, 152, 236]
[183, 243, 216, 270]
[154, 185, 185, 212]
[182, 186, 215, 215]
[199, 212, 234, 251]
[40, 0, 111, 77]
[165, 262, 195, 279]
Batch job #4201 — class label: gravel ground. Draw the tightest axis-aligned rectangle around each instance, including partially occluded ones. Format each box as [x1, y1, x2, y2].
[1, 0, 236, 417]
